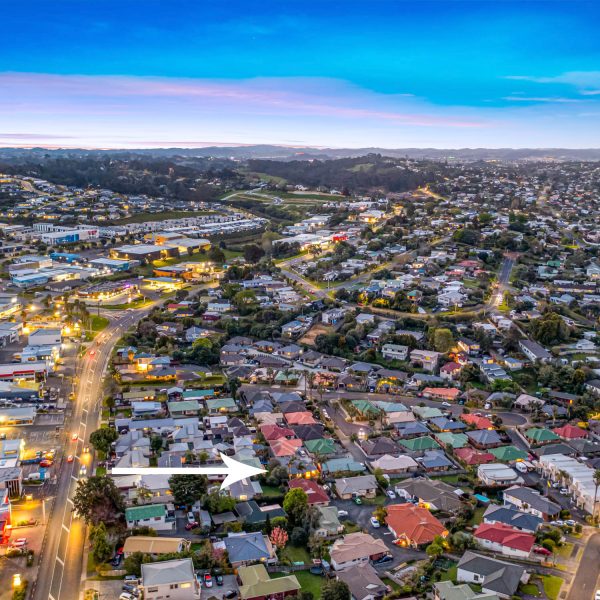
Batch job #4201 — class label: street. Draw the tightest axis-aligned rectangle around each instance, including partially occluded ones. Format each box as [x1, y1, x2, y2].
[32, 306, 156, 600]
[568, 532, 600, 600]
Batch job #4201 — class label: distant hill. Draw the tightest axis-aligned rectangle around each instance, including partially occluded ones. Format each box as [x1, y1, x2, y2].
[1, 145, 600, 162]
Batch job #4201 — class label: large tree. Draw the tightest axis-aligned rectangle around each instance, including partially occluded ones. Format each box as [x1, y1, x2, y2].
[168, 474, 208, 507]
[73, 475, 125, 525]
[89, 427, 119, 454]
[282, 488, 308, 528]
[322, 580, 351, 600]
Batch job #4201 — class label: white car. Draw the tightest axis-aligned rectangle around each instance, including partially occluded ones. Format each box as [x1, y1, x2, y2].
[337, 510, 349, 518]
[386, 489, 396, 499]
[559, 488, 569, 495]
[441, 402, 451, 407]
[11, 538, 27, 548]
[595, 590, 600, 600]
[119, 594, 136, 600]
[565, 519, 576, 527]
[187, 511, 196, 524]
[370, 516, 381, 528]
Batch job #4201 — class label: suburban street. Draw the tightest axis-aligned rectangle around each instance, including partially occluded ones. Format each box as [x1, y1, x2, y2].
[568, 532, 600, 600]
[32, 306, 155, 600]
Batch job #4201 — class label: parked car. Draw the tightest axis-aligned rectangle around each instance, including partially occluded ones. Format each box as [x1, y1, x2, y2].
[337, 510, 349, 518]
[39, 460, 53, 468]
[122, 584, 139, 597]
[203, 573, 213, 587]
[386, 489, 396, 499]
[215, 574, 224, 586]
[11, 538, 27, 548]
[565, 519, 576, 527]
[185, 521, 199, 531]
[352, 495, 362, 505]
[559, 488, 569, 495]
[187, 511, 196, 524]
[119, 594, 136, 600]
[533, 547, 552, 556]
[372, 554, 393, 565]
[370, 516, 380, 528]
[441, 401, 451, 407]
[224, 591, 238, 599]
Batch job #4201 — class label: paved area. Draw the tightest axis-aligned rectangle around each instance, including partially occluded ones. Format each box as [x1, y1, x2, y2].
[567, 532, 600, 600]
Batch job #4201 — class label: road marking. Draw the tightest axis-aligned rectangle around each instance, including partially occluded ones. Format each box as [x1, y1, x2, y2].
[80, 421, 86, 428]
[56, 557, 64, 566]
[62, 524, 69, 533]
[71, 475, 78, 481]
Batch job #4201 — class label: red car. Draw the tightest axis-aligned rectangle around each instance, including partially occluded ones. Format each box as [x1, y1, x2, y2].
[39, 460, 53, 468]
[533, 547, 552, 556]
[185, 521, 199, 531]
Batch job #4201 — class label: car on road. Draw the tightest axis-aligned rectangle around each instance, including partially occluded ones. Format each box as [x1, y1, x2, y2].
[83, 446, 90, 453]
[565, 519, 576, 527]
[370, 516, 380, 528]
[71, 433, 78, 441]
[337, 510, 349, 518]
[550, 520, 564, 527]
[80, 465, 87, 476]
[119, 594, 136, 600]
[203, 573, 213, 587]
[67, 454, 74, 463]
[595, 590, 600, 600]
[441, 401, 451, 407]
[11, 538, 27, 548]
[353, 496, 362, 505]
[39, 460, 53, 468]
[386, 489, 396, 499]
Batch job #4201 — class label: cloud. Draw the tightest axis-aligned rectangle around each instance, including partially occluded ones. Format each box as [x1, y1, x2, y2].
[504, 71, 600, 97]
[0, 72, 484, 129]
[503, 96, 586, 104]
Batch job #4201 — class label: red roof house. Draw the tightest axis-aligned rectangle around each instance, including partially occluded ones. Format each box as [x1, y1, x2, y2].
[553, 424, 587, 440]
[284, 411, 317, 425]
[455, 447, 495, 466]
[474, 522, 535, 558]
[385, 504, 447, 548]
[261, 424, 295, 441]
[269, 438, 303, 457]
[288, 479, 330, 505]
[461, 413, 495, 430]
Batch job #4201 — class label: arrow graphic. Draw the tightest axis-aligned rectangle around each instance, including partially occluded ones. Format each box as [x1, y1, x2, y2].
[112, 453, 266, 490]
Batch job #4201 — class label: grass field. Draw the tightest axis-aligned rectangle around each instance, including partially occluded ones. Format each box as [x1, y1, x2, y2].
[91, 315, 109, 332]
[281, 546, 311, 564]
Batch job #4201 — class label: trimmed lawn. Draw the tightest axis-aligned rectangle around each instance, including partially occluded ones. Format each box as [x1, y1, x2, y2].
[91, 315, 109, 332]
[468, 506, 486, 527]
[259, 485, 283, 497]
[272, 571, 322, 599]
[281, 545, 311, 564]
[542, 575, 563, 600]
[382, 577, 401, 591]
[520, 583, 540, 596]
[556, 542, 574, 558]
[439, 565, 457, 583]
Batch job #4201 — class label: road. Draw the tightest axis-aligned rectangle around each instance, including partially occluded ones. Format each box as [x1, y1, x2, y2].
[568, 532, 600, 600]
[486, 254, 515, 311]
[33, 307, 155, 600]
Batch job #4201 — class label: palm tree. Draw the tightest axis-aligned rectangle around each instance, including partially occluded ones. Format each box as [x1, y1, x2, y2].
[593, 469, 600, 524]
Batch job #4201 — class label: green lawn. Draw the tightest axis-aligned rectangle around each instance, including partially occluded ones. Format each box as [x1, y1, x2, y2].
[556, 542, 574, 558]
[520, 583, 540, 596]
[91, 315, 109, 332]
[113, 210, 214, 224]
[542, 575, 563, 600]
[439, 565, 458, 583]
[468, 506, 486, 527]
[382, 577, 401, 591]
[281, 545, 311, 564]
[95, 466, 106, 476]
[272, 571, 322, 599]
[259, 485, 283, 497]
[101, 297, 151, 310]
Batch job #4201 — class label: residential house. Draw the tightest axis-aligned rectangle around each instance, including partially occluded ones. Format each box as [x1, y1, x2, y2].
[474, 522, 535, 558]
[140, 558, 200, 600]
[125, 503, 175, 531]
[503, 486, 561, 521]
[222, 532, 276, 568]
[238, 564, 300, 600]
[314, 505, 344, 537]
[482, 505, 542, 533]
[385, 504, 447, 547]
[456, 551, 527, 599]
[123, 536, 191, 558]
[477, 464, 523, 487]
[336, 563, 388, 600]
[329, 532, 389, 571]
[393, 477, 464, 513]
[335, 475, 378, 499]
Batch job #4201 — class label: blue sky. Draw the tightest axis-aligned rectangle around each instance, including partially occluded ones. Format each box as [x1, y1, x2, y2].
[1, 0, 600, 148]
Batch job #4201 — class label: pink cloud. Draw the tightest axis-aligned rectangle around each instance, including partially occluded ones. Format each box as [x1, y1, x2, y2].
[0, 72, 485, 128]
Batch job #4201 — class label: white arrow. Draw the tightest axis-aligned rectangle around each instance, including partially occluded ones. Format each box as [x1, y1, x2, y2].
[111, 453, 266, 490]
